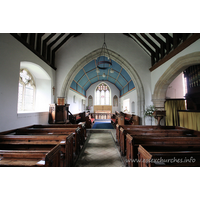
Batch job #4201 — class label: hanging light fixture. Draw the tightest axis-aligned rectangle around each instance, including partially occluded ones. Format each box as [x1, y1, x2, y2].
[96, 68, 100, 73]
[96, 34, 112, 70]
[110, 68, 114, 73]
[102, 73, 106, 77]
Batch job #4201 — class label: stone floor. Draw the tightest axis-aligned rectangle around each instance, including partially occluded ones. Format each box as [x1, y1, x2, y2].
[75, 130, 125, 167]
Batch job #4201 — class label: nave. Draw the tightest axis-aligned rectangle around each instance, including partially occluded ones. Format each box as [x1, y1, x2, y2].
[75, 130, 125, 167]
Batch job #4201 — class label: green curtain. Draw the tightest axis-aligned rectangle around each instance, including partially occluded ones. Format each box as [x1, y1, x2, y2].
[164, 100, 186, 126]
[179, 112, 200, 131]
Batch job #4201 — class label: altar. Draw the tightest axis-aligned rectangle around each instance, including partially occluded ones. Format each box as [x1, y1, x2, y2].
[93, 105, 112, 119]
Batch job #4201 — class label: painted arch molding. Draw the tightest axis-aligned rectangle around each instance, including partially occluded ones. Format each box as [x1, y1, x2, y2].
[60, 48, 145, 118]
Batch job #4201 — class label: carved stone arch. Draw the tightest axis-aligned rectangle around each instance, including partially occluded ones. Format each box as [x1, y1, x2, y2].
[152, 51, 200, 109]
[60, 48, 145, 118]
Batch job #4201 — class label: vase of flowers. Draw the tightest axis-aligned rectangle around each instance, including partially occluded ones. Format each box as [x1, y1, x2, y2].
[144, 105, 156, 125]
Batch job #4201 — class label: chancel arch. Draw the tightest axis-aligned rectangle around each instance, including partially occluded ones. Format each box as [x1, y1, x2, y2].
[60, 48, 145, 119]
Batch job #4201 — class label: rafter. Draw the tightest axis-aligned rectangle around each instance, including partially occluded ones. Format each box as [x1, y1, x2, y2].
[36, 33, 45, 54]
[11, 33, 198, 72]
[47, 33, 65, 62]
[149, 33, 166, 59]
[42, 33, 56, 59]
[29, 33, 35, 49]
[150, 33, 200, 72]
[160, 33, 173, 54]
[141, 33, 160, 62]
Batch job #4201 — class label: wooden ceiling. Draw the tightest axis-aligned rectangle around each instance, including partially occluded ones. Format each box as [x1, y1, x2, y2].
[11, 33, 200, 71]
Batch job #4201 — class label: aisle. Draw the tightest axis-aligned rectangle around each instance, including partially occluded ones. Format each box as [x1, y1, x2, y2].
[75, 131, 125, 167]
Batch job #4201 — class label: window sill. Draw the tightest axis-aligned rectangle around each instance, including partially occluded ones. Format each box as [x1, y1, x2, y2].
[17, 111, 48, 118]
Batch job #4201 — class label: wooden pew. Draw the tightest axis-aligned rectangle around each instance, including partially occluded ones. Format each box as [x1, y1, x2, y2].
[118, 112, 140, 125]
[78, 122, 87, 138]
[126, 135, 200, 167]
[32, 124, 86, 146]
[124, 113, 140, 125]
[0, 143, 66, 166]
[111, 111, 119, 125]
[119, 126, 199, 156]
[138, 145, 200, 167]
[16, 127, 82, 156]
[69, 111, 86, 124]
[0, 134, 73, 167]
[0, 144, 61, 167]
[116, 124, 186, 146]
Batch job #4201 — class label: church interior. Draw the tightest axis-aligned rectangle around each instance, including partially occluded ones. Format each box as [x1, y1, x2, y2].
[2, 1, 200, 197]
[1, 32, 200, 168]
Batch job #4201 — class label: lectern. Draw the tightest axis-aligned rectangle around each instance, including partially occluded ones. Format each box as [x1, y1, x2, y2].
[153, 110, 166, 126]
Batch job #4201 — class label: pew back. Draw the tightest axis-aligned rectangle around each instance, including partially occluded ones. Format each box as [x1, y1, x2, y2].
[138, 145, 200, 167]
[0, 134, 73, 167]
[126, 135, 200, 167]
[120, 127, 200, 156]
[0, 144, 61, 167]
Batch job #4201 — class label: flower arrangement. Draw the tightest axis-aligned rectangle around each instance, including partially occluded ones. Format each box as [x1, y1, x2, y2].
[144, 105, 156, 117]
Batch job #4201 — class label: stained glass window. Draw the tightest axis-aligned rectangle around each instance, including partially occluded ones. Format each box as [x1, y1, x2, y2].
[96, 83, 110, 105]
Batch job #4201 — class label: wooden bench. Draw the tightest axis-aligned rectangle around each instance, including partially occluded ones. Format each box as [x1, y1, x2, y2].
[126, 135, 200, 167]
[69, 112, 86, 124]
[119, 126, 198, 156]
[110, 111, 120, 127]
[116, 125, 186, 145]
[0, 134, 73, 167]
[16, 127, 83, 156]
[88, 113, 95, 124]
[118, 112, 140, 125]
[138, 145, 200, 167]
[124, 113, 140, 125]
[84, 115, 92, 128]
[0, 144, 61, 167]
[32, 124, 86, 146]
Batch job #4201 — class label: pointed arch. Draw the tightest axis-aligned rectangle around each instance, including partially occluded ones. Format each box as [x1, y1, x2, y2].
[60, 48, 145, 118]
[152, 51, 200, 108]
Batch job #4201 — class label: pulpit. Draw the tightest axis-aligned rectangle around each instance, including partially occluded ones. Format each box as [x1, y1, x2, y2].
[48, 104, 70, 124]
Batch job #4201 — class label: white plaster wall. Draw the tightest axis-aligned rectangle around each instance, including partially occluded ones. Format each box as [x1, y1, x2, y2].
[120, 90, 138, 115]
[68, 89, 86, 114]
[35, 79, 52, 111]
[86, 81, 120, 113]
[151, 39, 200, 94]
[166, 73, 185, 99]
[0, 34, 55, 132]
[55, 33, 152, 108]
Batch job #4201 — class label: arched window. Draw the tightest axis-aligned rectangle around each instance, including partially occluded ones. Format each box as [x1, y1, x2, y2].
[95, 83, 110, 105]
[18, 69, 35, 111]
[113, 95, 118, 107]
